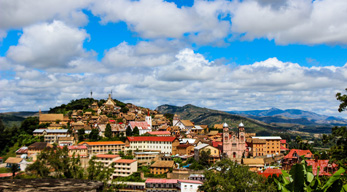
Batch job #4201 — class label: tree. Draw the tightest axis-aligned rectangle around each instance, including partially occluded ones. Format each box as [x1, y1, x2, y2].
[126, 126, 132, 136]
[105, 123, 112, 138]
[89, 128, 99, 141]
[10, 164, 20, 179]
[275, 160, 346, 192]
[336, 88, 347, 112]
[78, 128, 85, 142]
[200, 158, 275, 192]
[132, 126, 139, 136]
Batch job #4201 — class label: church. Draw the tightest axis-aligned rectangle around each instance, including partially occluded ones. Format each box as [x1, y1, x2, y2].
[222, 122, 246, 160]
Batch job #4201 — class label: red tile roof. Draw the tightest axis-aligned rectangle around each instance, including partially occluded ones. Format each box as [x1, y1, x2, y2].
[284, 149, 313, 159]
[212, 141, 223, 148]
[80, 141, 125, 145]
[258, 168, 283, 178]
[96, 154, 119, 158]
[280, 139, 287, 144]
[114, 159, 136, 164]
[148, 131, 171, 135]
[68, 145, 88, 150]
[127, 136, 177, 142]
[280, 146, 289, 151]
[145, 179, 178, 184]
[16, 147, 28, 154]
[306, 160, 338, 176]
[129, 121, 151, 130]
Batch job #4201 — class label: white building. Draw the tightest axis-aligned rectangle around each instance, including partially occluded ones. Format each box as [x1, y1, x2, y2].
[125, 136, 179, 154]
[178, 180, 203, 192]
[128, 121, 152, 135]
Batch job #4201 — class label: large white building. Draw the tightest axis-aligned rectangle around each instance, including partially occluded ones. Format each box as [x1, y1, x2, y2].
[125, 136, 180, 154]
[94, 154, 138, 179]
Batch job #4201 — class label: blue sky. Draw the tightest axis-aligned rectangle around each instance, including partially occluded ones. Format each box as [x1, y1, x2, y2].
[1, 0, 347, 118]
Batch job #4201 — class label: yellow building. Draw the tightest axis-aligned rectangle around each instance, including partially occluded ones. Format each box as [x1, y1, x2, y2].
[251, 136, 282, 156]
[150, 161, 174, 175]
[194, 144, 220, 163]
[80, 141, 125, 155]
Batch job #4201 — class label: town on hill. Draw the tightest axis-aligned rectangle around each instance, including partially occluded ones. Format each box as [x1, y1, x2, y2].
[0, 94, 347, 191]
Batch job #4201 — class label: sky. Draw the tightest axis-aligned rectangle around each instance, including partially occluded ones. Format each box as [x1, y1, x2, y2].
[1, 0, 347, 118]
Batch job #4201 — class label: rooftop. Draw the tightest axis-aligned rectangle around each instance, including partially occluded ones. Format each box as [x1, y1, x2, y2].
[145, 179, 178, 184]
[79, 141, 125, 146]
[150, 161, 174, 168]
[114, 159, 137, 164]
[127, 136, 177, 142]
[96, 154, 119, 159]
[252, 136, 282, 140]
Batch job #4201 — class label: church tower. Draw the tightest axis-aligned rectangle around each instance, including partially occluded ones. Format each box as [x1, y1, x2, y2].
[145, 110, 152, 129]
[222, 122, 232, 158]
[173, 114, 179, 126]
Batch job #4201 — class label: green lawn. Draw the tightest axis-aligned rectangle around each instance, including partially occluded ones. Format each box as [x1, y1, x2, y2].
[0, 167, 10, 173]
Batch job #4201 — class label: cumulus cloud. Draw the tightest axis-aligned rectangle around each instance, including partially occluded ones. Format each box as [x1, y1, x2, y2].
[0, 0, 91, 30]
[6, 21, 91, 70]
[231, 0, 347, 45]
[90, 0, 231, 44]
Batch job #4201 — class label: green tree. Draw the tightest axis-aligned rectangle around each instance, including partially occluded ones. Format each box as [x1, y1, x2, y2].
[105, 123, 112, 138]
[200, 158, 275, 192]
[132, 126, 139, 136]
[126, 126, 132, 136]
[78, 128, 85, 142]
[9, 164, 20, 179]
[275, 160, 346, 192]
[336, 88, 347, 112]
[89, 128, 99, 141]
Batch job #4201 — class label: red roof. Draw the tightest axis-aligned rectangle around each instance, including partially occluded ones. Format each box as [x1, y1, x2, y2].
[145, 179, 178, 184]
[68, 145, 87, 150]
[284, 149, 313, 159]
[258, 168, 282, 178]
[80, 141, 125, 145]
[16, 147, 28, 154]
[212, 141, 223, 148]
[148, 131, 171, 135]
[109, 120, 116, 122]
[129, 121, 151, 130]
[280, 139, 287, 144]
[127, 136, 177, 142]
[0, 157, 3, 160]
[114, 159, 136, 164]
[306, 160, 338, 176]
[96, 154, 119, 158]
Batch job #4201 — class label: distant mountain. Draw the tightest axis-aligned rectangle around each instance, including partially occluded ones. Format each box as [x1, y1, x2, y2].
[227, 108, 347, 126]
[156, 104, 295, 135]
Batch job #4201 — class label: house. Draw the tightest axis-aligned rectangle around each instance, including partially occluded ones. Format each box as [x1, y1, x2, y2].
[280, 139, 289, 153]
[97, 124, 126, 137]
[282, 149, 313, 170]
[5, 157, 29, 171]
[33, 129, 69, 137]
[194, 144, 220, 163]
[134, 151, 160, 165]
[145, 179, 179, 192]
[0, 157, 3, 164]
[125, 136, 180, 154]
[68, 145, 88, 158]
[242, 158, 265, 171]
[27, 142, 52, 157]
[39, 111, 65, 124]
[150, 161, 175, 175]
[58, 137, 75, 146]
[94, 154, 138, 178]
[178, 180, 203, 192]
[175, 144, 194, 156]
[80, 141, 125, 156]
[15, 146, 28, 159]
[258, 168, 282, 178]
[248, 138, 266, 157]
[214, 124, 224, 130]
[173, 120, 194, 132]
[128, 121, 152, 135]
[191, 125, 204, 134]
[306, 159, 338, 176]
[148, 131, 171, 136]
[251, 136, 282, 157]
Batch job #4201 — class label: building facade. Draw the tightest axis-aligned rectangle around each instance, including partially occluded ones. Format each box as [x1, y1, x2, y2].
[125, 136, 179, 154]
[80, 141, 125, 155]
[222, 122, 246, 160]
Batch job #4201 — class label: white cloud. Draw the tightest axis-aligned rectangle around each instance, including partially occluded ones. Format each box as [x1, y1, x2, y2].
[90, 0, 231, 44]
[231, 0, 347, 45]
[6, 21, 91, 69]
[0, 0, 91, 30]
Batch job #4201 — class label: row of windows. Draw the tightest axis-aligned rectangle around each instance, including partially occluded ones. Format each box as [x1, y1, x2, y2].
[132, 141, 171, 144]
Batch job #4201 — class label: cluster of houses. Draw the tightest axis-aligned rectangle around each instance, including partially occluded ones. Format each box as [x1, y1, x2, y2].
[1, 95, 339, 190]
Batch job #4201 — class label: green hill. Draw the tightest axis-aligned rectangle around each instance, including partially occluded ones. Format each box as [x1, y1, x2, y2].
[156, 104, 288, 135]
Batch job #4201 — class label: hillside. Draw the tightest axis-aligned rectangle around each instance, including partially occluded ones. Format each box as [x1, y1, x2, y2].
[227, 107, 347, 126]
[156, 104, 290, 135]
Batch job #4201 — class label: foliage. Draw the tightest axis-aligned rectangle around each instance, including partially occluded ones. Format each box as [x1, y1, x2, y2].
[132, 126, 139, 136]
[324, 126, 347, 169]
[336, 88, 347, 112]
[10, 164, 20, 179]
[120, 107, 129, 113]
[49, 98, 97, 114]
[126, 126, 132, 136]
[105, 123, 112, 138]
[89, 128, 100, 141]
[78, 128, 85, 142]
[87, 156, 114, 184]
[114, 172, 144, 182]
[200, 158, 275, 192]
[274, 160, 347, 192]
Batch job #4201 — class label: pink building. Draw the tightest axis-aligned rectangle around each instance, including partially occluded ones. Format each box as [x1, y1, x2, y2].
[223, 122, 246, 160]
